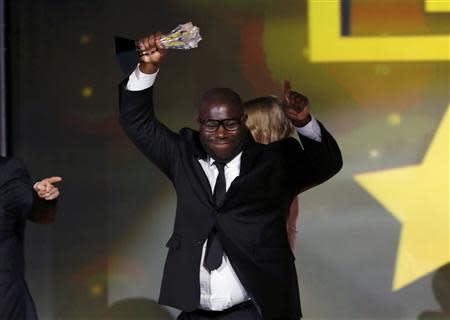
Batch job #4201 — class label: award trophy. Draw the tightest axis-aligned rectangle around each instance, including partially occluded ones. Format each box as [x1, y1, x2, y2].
[115, 22, 202, 74]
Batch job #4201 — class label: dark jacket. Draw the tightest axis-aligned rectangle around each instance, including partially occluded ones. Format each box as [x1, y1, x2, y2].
[0, 157, 55, 320]
[119, 83, 342, 320]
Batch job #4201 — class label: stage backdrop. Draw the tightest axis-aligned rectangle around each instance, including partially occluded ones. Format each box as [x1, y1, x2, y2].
[8, 0, 449, 319]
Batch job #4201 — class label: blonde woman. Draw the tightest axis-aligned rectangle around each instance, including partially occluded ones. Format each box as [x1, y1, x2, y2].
[244, 95, 300, 250]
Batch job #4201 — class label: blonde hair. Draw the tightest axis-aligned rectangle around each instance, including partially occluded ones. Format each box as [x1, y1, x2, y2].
[244, 96, 294, 144]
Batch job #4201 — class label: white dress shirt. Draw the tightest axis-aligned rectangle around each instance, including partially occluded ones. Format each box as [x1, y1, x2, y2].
[197, 153, 251, 310]
[126, 65, 322, 310]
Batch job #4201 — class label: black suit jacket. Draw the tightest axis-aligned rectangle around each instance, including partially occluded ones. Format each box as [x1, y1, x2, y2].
[119, 82, 342, 320]
[0, 157, 56, 320]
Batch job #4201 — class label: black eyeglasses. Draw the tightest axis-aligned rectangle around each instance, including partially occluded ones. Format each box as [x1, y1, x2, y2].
[199, 116, 244, 133]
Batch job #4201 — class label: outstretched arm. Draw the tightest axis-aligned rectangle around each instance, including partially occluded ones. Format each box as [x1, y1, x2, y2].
[0, 158, 60, 224]
[282, 81, 343, 194]
[119, 33, 180, 179]
[30, 176, 62, 224]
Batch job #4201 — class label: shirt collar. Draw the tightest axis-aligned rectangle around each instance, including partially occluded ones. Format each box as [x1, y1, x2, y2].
[207, 151, 243, 169]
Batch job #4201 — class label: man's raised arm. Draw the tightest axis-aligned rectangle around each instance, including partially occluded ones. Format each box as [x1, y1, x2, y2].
[282, 84, 343, 194]
[118, 33, 180, 179]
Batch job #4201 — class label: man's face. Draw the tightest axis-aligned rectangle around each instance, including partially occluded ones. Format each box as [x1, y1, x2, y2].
[199, 101, 247, 162]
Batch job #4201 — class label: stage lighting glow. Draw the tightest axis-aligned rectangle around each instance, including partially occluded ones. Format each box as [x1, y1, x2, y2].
[387, 113, 402, 126]
[90, 283, 104, 297]
[80, 34, 93, 45]
[81, 86, 94, 98]
[369, 149, 380, 159]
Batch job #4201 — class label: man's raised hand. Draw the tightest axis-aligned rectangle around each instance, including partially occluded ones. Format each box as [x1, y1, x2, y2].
[282, 80, 311, 127]
[136, 32, 167, 74]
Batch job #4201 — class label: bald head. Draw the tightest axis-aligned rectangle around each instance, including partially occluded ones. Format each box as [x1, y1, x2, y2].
[198, 88, 244, 115]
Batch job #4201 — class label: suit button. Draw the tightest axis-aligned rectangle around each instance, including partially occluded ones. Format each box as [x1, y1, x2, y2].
[213, 210, 219, 216]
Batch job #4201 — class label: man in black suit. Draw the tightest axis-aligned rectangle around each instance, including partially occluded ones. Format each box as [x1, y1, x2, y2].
[119, 33, 342, 320]
[0, 156, 61, 319]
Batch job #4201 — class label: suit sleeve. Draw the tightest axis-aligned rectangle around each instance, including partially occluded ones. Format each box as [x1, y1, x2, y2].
[118, 79, 180, 180]
[0, 158, 33, 219]
[285, 121, 343, 194]
[0, 158, 56, 222]
[28, 193, 57, 224]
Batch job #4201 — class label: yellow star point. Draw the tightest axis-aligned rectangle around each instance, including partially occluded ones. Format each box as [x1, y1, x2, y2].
[355, 105, 450, 290]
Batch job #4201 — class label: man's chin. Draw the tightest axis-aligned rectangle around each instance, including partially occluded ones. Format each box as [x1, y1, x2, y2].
[207, 146, 239, 162]
[201, 140, 241, 162]
[210, 151, 233, 162]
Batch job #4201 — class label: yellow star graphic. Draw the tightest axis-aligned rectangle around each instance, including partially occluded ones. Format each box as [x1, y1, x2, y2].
[354, 105, 450, 290]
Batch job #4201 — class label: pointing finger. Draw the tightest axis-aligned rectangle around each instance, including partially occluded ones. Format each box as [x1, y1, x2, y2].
[46, 176, 63, 184]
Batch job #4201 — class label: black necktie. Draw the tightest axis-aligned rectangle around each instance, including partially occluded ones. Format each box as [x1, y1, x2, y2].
[212, 161, 226, 207]
[204, 161, 226, 271]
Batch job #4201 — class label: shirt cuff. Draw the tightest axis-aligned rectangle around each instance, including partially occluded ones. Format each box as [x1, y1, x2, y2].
[295, 115, 321, 142]
[126, 64, 158, 91]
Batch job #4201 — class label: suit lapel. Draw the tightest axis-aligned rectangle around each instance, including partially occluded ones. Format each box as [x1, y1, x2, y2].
[221, 136, 264, 207]
[239, 143, 264, 177]
[189, 157, 214, 206]
[179, 128, 214, 207]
